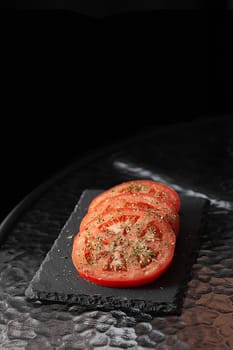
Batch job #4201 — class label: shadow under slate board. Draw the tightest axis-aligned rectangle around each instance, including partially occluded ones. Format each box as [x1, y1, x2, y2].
[25, 189, 209, 316]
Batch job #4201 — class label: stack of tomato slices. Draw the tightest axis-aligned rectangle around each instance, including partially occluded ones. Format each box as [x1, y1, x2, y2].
[72, 179, 180, 288]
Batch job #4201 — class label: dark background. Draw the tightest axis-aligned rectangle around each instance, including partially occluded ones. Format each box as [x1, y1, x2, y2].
[0, 1, 232, 222]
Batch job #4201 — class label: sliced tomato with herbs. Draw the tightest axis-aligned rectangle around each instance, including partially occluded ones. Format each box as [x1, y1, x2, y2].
[72, 210, 176, 288]
[80, 193, 180, 235]
[87, 179, 180, 213]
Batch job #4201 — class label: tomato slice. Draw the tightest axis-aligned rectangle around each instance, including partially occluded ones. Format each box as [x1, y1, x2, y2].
[72, 210, 176, 288]
[80, 193, 180, 235]
[88, 180, 180, 213]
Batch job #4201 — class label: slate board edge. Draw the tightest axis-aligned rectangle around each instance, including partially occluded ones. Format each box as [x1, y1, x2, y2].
[26, 289, 179, 316]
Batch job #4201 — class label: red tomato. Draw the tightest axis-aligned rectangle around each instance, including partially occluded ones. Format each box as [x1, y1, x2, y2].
[80, 193, 180, 235]
[72, 210, 176, 288]
[88, 179, 180, 213]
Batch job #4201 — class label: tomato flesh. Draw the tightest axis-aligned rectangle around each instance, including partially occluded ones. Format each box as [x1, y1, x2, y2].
[88, 179, 180, 213]
[72, 180, 180, 288]
[80, 193, 180, 235]
[72, 210, 176, 288]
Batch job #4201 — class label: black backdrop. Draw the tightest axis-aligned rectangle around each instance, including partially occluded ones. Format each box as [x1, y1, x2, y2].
[0, 3, 232, 221]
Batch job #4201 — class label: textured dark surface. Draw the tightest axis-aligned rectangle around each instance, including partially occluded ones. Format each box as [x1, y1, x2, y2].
[25, 190, 209, 316]
[0, 115, 233, 349]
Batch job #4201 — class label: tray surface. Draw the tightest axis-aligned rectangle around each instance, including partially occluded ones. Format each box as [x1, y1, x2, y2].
[1, 116, 233, 350]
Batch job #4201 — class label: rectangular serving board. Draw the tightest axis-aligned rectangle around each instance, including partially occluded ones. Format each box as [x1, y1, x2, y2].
[25, 189, 209, 316]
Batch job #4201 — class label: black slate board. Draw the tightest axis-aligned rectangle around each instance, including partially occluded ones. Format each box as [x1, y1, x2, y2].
[25, 189, 209, 316]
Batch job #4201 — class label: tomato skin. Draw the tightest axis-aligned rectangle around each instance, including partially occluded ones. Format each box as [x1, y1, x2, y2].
[80, 193, 180, 235]
[88, 180, 180, 213]
[72, 210, 176, 288]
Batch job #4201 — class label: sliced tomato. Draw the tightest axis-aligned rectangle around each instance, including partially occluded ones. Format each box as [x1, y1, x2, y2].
[72, 210, 176, 288]
[80, 193, 180, 235]
[88, 179, 180, 213]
